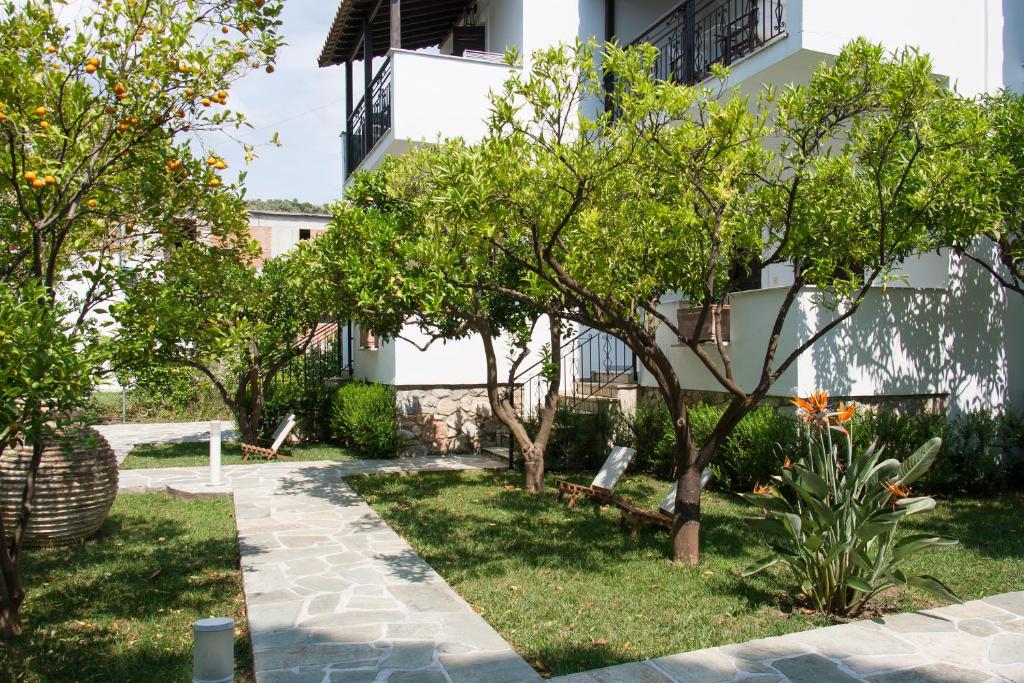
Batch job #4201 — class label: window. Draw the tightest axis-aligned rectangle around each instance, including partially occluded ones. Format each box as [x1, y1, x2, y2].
[299, 228, 311, 241]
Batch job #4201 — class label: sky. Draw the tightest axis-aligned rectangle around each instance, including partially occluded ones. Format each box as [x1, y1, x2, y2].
[203, 0, 348, 206]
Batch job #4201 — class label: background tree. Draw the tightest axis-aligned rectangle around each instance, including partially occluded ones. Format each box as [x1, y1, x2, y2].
[320, 163, 566, 493]
[0, 0, 282, 636]
[957, 91, 1024, 295]
[114, 242, 340, 443]
[379, 40, 995, 564]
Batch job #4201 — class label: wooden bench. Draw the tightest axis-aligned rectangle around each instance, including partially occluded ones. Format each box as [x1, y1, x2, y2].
[615, 499, 674, 540]
[555, 446, 637, 510]
[240, 413, 297, 461]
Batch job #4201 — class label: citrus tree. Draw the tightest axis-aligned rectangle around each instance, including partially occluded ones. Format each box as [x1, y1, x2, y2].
[373, 40, 995, 564]
[320, 166, 566, 492]
[0, 0, 282, 637]
[957, 91, 1024, 296]
[114, 242, 341, 444]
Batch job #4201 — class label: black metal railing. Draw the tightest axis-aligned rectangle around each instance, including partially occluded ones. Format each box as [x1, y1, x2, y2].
[346, 57, 393, 177]
[631, 0, 785, 85]
[270, 321, 350, 394]
[513, 329, 637, 419]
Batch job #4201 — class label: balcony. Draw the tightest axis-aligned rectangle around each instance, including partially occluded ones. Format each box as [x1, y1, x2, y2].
[343, 49, 514, 179]
[631, 0, 786, 85]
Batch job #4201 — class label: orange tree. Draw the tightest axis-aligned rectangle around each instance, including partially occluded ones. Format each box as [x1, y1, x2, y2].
[362, 40, 998, 565]
[0, 0, 282, 637]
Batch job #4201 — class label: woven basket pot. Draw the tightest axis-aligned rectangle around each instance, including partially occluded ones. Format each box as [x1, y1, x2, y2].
[0, 427, 119, 547]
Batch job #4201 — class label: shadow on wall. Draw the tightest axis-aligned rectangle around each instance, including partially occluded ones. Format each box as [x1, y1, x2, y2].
[806, 251, 1012, 415]
[352, 330, 397, 384]
[1005, 0, 1024, 93]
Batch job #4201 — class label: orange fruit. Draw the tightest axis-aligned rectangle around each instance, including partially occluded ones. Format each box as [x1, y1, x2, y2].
[214, 160, 226, 169]
[87, 199, 97, 208]
[0, 113, 5, 121]
[85, 63, 97, 74]
[46, 45, 56, 53]
[113, 83, 126, 95]
[31, 178, 45, 189]
[265, 65, 274, 74]
[117, 93, 127, 101]
[201, 98, 211, 106]
[117, 122, 127, 132]
[208, 178, 221, 187]
[221, 26, 229, 34]
[176, 109, 185, 118]
[185, 87, 195, 96]
[87, 57, 99, 66]
[44, 175, 56, 185]
[34, 106, 46, 116]
[207, 156, 217, 165]
[128, 116, 138, 125]
[23, 171, 37, 181]
[216, 90, 227, 99]
[39, 121, 49, 129]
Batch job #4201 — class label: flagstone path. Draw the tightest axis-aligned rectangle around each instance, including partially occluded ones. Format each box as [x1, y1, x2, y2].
[117, 435, 1022, 683]
[120, 455, 541, 683]
[96, 419, 236, 463]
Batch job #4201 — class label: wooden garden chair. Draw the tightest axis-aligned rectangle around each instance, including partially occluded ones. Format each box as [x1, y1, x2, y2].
[556, 446, 637, 509]
[615, 468, 713, 539]
[240, 413, 297, 461]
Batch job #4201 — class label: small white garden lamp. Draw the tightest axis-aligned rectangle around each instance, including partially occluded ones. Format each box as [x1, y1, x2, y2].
[208, 421, 222, 486]
[192, 616, 234, 683]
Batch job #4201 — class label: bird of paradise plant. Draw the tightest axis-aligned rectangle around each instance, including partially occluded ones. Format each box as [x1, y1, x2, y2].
[742, 391, 960, 615]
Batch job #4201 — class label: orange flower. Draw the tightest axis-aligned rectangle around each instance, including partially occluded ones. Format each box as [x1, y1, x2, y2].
[783, 455, 794, 470]
[753, 483, 774, 495]
[836, 402, 856, 424]
[882, 480, 911, 499]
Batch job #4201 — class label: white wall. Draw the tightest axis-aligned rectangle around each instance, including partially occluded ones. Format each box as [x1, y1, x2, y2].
[478, 0, 524, 55]
[248, 212, 331, 259]
[353, 317, 553, 388]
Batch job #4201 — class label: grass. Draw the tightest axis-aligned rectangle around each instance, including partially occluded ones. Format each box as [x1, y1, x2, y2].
[348, 470, 1024, 677]
[120, 440, 360, 469]
[0, 493, 252, 683]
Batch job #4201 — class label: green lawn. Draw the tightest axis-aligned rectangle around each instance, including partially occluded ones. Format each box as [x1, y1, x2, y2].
[348, 470, 1024, 677]
[0, 493, 252, 683]
[121, 440, 360, 469]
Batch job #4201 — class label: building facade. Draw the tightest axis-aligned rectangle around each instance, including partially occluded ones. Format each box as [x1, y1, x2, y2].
[247, 210, 332, 266]
[319, 0, 1024, 449]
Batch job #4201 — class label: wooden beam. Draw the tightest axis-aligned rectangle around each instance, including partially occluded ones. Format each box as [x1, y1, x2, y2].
[390, 0, 401, 49]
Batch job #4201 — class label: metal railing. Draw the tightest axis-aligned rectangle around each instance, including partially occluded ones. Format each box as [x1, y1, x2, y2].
[514, 329, 637, 419]
[346, 56, 393, 177]
[269, 322, 349, 393]
[631, 0, 785, 85]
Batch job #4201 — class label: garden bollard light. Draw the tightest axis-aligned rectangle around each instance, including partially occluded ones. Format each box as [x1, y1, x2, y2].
[192, 617, 234, 683]
[209, 421, 222, 486]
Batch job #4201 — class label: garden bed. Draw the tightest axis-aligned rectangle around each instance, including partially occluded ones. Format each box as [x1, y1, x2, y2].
[349, 470, 1024, 677]
[0, 493, 252, 682]
[120, 441, 359, 469]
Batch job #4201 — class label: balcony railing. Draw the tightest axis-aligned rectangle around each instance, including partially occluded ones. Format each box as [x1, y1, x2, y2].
[631, 0, 785, 85]
[346, 56, 393, 177]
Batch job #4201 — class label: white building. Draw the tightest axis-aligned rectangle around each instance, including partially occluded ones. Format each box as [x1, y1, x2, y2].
[319, 0, 1024, 452]
[247, 210, 332, 265]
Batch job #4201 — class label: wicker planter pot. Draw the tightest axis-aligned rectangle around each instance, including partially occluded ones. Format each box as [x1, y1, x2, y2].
[0, 427, 119, 547]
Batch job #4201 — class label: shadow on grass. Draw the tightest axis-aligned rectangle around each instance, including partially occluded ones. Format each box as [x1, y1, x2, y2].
[0, 494, 256, 683]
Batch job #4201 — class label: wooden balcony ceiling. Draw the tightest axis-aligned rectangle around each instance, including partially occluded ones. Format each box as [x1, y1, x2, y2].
[319, 0, 476, 67]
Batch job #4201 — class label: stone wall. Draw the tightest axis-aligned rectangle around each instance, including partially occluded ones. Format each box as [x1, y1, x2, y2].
[395, 386, 502, 456]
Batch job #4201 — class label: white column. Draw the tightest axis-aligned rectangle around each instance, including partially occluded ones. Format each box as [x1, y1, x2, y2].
[209, 421, 222, 486]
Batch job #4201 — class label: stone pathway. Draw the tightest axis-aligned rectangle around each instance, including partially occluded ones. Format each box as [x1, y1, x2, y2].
[116, 430, 1022, 683]
[95, 419, 236, 463]
[120, 456, 541, 683]
[551, 594, 1024, 683]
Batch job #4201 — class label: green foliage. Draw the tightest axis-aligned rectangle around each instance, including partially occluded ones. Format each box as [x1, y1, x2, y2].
[247, 198, 330, 215]
[329, 382, 402, 458]
[114, 242, 342, 442]
[742, 408, 959, 615]
[0, 281, 95, 449]
[616, 402, 799, 489]
[523, 403, 618, 471]
[261, 376, 336, 444]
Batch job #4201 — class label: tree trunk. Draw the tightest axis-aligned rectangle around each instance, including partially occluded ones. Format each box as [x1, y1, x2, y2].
[0, 422, 45, 638]
[234, 405, 259, 444]
[522, 449, 545, 493]
[671, 462, 703, 565]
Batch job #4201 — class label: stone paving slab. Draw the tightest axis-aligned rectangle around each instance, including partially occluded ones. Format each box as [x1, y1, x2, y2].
[96, 419, 236, 463]
[120, 454, 540, 683]
[551, 592, 1024, 683]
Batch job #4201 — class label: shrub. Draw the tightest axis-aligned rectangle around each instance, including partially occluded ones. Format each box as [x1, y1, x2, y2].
[617, 401, 797, 489]
[742, 395, 959, 615]
[86, 366, 230, 424]
[330, 381, 402, 458]
[520, 401, 620, 471]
